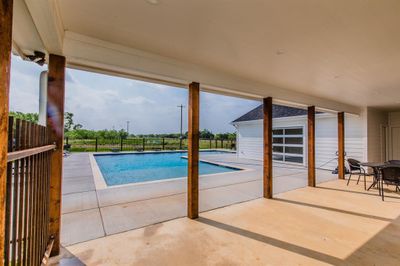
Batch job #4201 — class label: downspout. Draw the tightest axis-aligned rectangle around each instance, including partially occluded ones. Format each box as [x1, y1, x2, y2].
[39, 71, 48, 126]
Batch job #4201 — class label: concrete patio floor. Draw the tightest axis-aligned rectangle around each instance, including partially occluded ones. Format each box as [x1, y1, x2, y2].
[60, 152, 336, 246]
[52, 176, 400, 265]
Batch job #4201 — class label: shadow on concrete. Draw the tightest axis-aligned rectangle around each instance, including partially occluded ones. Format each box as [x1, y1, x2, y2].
[48, 246, 86, 266]
[342, 214, 400, 265]
[273, 198, 393, 222]
[316, 185, 400, 200]
[196, 217, 342, 265]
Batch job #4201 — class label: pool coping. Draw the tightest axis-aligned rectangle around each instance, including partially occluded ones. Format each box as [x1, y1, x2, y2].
[89, 150, 250, 190]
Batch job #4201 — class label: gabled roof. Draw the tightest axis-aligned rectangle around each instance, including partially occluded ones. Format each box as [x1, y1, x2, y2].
[232, 104, 308, 123]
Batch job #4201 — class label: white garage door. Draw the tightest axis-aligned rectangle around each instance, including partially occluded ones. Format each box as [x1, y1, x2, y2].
[272, 127, 304, 164]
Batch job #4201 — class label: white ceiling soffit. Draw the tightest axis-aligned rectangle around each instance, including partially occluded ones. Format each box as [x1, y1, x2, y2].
[12, 0, 45, 57]
[21, 0, 400, 114]
[63, 31, 360, 114]
[24, 0, 64, 54]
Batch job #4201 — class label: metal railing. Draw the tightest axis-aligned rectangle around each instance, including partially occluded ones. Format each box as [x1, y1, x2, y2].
[64, 137, 236, 152]
[4, 117, 55, 265]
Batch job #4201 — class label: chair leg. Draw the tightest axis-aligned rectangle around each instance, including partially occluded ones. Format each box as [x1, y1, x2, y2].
[357, 174, 361, 184]
[378, 178, 381, 196]
[363, 174, 366, 190]
[347, 173, 352, 186]
[381, 178, 384, 201]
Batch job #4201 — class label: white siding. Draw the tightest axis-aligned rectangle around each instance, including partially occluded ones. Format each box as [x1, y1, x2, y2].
[236, 121, 263, 160]
[235, 114, 365, 170]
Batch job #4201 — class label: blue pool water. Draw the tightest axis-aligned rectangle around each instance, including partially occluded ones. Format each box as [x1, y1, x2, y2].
[94, 151, 239, 186]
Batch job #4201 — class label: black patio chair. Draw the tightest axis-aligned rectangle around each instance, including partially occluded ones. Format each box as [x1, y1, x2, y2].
[387, 160, 400, 165]
[346, 158, 367, 189]
[380, 166, 400, 201]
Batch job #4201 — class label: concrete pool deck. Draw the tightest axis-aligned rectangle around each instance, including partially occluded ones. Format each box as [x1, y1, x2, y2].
[61, 152, 336, 246]
[53, 175, 400, 266]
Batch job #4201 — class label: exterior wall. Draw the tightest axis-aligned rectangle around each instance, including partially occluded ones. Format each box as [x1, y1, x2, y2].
[366, 108, 388, 162]
[234, 113, 365, 170]
[388, 111, 400, 160]
[315, 114, 365, 170]
[388, 112, 400, 124]
[235, 120, 263, 160]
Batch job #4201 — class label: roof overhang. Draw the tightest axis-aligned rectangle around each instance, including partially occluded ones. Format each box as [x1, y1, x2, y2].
[12, 0, 400, 115]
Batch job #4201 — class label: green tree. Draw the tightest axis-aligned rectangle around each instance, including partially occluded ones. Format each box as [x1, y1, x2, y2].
[199, 129, 214, 139]
[9, 111, 38, 123]
[73, 123, 83, 130]
[118, 129, 128, 139]
[215, 132, 236, 140]
[64, 112, 74, 132]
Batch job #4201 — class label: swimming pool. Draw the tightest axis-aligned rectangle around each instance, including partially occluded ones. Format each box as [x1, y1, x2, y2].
[94, 151, 240, 186]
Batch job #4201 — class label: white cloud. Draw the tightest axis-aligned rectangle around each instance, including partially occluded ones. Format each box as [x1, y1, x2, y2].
[10, 55, 259, 134]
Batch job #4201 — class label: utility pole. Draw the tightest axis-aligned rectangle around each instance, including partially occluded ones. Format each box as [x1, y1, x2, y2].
[178, 104, 185, 149]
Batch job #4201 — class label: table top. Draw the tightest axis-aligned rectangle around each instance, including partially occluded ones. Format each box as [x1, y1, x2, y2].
[360, 162, 387, 168]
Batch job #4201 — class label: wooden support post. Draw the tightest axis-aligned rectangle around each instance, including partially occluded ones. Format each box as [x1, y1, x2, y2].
[0, 0, 13, 262]
[187, 82, 199, 219]
[308, 106, 316, 187]
[162, 138, 165, 150]
[47, 54, 66, 256]
[263, 97, 273, 198]
[142, 138, 145, 151]
[95, 137, 98, 152]
[338, 112, 345, 179]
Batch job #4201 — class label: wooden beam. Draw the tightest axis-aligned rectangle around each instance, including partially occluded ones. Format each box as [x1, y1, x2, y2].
[47, 54, 66, 256]
[308, 106, 316, 187]
[187, 82, 199, 219]
[263, 97, 273, 198]
[0, 0, 13, 263]
[338, 112, 345, 179]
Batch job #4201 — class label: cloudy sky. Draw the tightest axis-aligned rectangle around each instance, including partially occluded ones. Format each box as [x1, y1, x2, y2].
[9, 55, 260, 134]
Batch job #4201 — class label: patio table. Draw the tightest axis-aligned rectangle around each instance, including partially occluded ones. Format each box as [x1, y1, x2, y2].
[360, 162, 387, 193]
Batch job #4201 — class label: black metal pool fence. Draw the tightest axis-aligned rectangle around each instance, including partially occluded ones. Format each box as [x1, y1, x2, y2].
[64, 137, 236, 152]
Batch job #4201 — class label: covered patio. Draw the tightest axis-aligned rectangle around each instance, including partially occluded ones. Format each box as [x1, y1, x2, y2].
[2, 0, 400, 265]
[54, 178, 400, 265]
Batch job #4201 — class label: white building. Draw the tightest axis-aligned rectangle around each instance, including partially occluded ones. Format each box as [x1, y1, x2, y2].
[232, 104, 396, 171]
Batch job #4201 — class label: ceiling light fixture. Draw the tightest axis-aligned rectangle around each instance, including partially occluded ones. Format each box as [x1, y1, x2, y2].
[145, 0, 159, 5]
[26, 51, 46, 66]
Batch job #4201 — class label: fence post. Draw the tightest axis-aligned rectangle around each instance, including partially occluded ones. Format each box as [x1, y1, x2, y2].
[0, 0, 13, 261]
[120, 137, 123, 151]
[95, 138, 98, 152]
[143, 138, 145, 151]
[162, 138, 165, 150]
